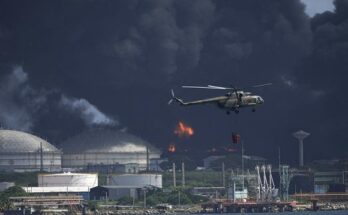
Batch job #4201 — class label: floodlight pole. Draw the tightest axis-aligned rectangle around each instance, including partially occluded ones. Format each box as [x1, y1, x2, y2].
[241, 140, 244, 190]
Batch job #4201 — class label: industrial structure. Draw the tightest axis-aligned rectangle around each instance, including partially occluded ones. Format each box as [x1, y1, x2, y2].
[0, 130, 61, 172]
[22, 172, 99, 200]
[279, 165, 290, 201]
[107, 174, 162, 188]
[61, 129, 161, 170]
[255, 165, 278, 202]
[293, 130, 310, 167]
[88, 174, 163, 201]
[38, 172, 98, 187]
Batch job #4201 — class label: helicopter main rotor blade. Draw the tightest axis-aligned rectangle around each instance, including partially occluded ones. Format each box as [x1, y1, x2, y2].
[252, 83, 272, 88]
[182, 83, 272, 90]
[182, 85, 232, 90]
[207, 85, 233, 90]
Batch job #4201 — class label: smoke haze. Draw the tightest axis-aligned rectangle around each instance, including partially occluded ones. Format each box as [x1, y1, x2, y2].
[60, 95, 118, 127]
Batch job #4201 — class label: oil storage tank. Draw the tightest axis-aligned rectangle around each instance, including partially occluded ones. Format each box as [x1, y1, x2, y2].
[61, 129, 161, 170]
[0, 130, 61, 172]
[38, 172, 98, 187]
[107, 174, 162, 188]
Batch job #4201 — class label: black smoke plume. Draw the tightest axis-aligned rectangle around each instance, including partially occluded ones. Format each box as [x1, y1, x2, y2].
[0, 0, 346, 163]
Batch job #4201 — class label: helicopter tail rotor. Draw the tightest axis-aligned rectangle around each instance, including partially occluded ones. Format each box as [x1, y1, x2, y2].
[168, 89, 175, 105]
[168, 89, 184, 105]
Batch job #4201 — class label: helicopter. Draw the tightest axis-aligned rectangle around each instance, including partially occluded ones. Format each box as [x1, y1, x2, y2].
[168, 83, 271, 114]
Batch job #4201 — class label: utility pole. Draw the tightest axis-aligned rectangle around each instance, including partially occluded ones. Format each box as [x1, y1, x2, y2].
[40, 142, 43, 172]
[143, 188, 147, 208]
[241, 140, 244, 190]
[222, 162, 225, 187]
[173, 163, 176, 187]
[278, 147, 281, 168]
[182, 162, 185, 188]
[178, 190, 181, 206]
[146, 146, 149, 172]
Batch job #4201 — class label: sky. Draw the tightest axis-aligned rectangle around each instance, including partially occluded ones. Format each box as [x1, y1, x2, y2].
[301, 0, 334, 17]
[0, 0, 347, 166]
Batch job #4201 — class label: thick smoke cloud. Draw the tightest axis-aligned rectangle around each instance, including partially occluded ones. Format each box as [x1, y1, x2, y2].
[0, 66, 118, 134]
[0, 66, 47, 131]
[295, 0, 348, 156]
[0, 0, 347, 163]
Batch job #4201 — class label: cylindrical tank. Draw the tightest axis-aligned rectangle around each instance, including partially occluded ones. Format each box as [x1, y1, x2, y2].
[38, 172, 98, 187]
[60, 129, 161, 170]
[108, 174, 162, 188]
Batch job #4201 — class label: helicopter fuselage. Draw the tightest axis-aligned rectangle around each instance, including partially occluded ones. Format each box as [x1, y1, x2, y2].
[218, 94, 264, 110]
[169, 85, 269, 114]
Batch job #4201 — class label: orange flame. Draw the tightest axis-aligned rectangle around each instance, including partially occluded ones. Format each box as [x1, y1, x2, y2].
[174, 121, 194, 137]
[168, 144, 176, 153]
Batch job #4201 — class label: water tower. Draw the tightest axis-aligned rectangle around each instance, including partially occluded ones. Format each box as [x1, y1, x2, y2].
[293, 130, 310, 167]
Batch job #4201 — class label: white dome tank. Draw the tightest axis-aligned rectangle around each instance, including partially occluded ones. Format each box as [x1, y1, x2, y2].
[0, 130, 61, 172]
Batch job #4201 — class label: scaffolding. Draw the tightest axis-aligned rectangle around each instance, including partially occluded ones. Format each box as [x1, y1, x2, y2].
[279, 165, 290, 201]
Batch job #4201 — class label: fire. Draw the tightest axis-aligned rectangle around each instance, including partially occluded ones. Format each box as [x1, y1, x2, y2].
[168, 144, 176, 153]
[174, 121, 194, 137]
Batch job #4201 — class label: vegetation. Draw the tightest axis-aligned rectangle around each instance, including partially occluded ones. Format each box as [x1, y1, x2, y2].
[117, 196, 134, 205]
[0, 186, 27, 211]
[163, 170, 222, 188]
[142, 188, 208, 206]
[0, 172, 38, 186]
[160, 155, 198, 171]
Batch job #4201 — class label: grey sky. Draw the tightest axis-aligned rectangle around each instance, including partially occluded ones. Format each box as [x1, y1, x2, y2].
[301, 0, 334, 17]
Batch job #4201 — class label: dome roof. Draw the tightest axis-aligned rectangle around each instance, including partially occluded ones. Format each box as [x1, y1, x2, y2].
[61, 129, 161, 154]
[0, 130, 59, 153]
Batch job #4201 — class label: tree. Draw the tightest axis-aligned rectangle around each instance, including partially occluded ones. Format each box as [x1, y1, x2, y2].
[0, 186, 27, 211]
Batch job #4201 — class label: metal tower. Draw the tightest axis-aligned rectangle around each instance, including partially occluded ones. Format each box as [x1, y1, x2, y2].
[279, 165, 290, 201]
[293, 130, 310, 167]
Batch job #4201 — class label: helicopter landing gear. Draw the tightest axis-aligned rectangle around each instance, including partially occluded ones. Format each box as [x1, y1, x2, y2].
[252, 108, 256, 112]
